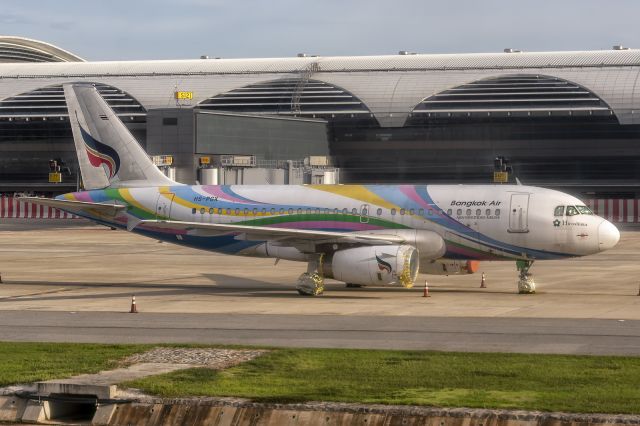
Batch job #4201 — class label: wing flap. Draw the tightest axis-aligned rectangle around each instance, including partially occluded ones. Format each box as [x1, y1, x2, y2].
[136, 219, 406, 245]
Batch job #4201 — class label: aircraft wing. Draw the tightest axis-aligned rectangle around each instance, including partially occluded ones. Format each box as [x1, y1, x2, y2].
[18, 197, 125, 217]
[137, 219, 406, 246]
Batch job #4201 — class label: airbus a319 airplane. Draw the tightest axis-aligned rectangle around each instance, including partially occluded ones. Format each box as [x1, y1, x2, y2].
[23, 84, 620, 296]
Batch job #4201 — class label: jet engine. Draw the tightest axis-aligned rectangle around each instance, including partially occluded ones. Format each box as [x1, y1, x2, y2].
[420, 259, 479, 275]
[322, 245, 419, 287]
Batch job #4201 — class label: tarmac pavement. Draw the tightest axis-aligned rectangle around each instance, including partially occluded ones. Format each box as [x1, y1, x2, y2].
[0, 219, 639, 354]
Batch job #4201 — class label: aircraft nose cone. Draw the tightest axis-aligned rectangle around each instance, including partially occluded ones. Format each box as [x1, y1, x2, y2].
[598, 220, 620, 251]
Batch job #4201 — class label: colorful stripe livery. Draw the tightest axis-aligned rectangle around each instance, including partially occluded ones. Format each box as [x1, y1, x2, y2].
[57, 184, 585, 261]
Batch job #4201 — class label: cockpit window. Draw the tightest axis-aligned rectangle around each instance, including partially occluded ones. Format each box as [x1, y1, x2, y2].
[576, 205, 593, 215]
[554, 206, 565, 217]
[566, 206, 579, 216]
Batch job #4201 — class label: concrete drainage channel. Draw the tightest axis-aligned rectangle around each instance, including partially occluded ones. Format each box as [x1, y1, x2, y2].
[0, 348, 638, 425]
[2, 395, 640, 426]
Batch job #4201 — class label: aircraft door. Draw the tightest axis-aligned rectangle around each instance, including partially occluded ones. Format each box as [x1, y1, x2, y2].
[359, 204, 370, 223]
[156, 193, 175, 220]
[508, 193, 529, 233]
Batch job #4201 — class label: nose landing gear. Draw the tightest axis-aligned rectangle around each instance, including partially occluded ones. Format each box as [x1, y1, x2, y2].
[516, 259, 536, 294]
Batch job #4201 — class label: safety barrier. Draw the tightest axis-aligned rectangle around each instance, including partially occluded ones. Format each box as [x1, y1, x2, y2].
[585, 199, 640, 224]
[0, 196, 78, 219]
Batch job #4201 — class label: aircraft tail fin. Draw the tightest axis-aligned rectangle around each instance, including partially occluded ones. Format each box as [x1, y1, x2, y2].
[64, 83, 176, 190]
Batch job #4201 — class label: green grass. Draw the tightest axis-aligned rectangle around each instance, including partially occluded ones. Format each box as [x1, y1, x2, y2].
[127, 349, 640, 414]
[1, 343, 639, 414]
[0, 342, 149, 385]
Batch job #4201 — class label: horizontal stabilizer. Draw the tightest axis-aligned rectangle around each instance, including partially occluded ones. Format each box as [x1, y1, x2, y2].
[18, 197, 125, 217]
[136, 220, 406, 245]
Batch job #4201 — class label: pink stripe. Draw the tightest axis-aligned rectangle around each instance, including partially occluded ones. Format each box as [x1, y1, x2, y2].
[398, 185, 431, 209]
[201, 186, 255, 204]
[70, 192, 93, 202]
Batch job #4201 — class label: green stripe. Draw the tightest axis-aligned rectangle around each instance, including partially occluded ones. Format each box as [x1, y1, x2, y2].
[236, 213, 410, 229]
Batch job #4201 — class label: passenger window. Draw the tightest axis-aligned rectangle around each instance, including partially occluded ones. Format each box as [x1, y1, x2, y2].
[200, 207, 205, 214]
[495, 209, 501, 216]
[342, 208, 348, 214]
[409, 208, 415, 215]
[400, 208, 406, 215]
[297, 208, 302, 214]
[261, 208, 266, 215]
[554, 206, 565, 217]
[334, 208, 339, 214]
[288, 208, 293, 214]
[253, 208, 258, 215]
[192, 208, 196, 214]
[447, 209, 452, 215]
[428, 209, 433, 216]
[566, 206, 579, 216]
[352, 208, 358, 215]
[476, 209, 481, 216]
[362, 208, 368, 216]
[209, 207, 214, 214]
[377, 208, 382, 216]
[418, 208, 424, 216]
[391, 208, 397, 216]
[279, 208, 285, 214]
[466, 209, 471, 216]
[243, 208, 249, 215]
[457, 209, 462, 216]
[226, 208, 232, 215]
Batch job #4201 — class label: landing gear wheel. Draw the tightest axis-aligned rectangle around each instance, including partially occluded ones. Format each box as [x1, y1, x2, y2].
[516, 260, 536, 294]
[296, 272, 324, 296]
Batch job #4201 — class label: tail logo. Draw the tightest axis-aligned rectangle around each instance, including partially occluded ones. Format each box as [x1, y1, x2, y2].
[376, 255, 393, 274]
[79, 123, 120, 179]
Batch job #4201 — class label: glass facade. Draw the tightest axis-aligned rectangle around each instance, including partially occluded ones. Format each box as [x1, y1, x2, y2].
[2, 75, 640, 198]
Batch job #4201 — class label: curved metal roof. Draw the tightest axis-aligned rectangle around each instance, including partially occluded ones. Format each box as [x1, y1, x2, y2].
[0, 49, 639, 75]
[0, 36, 84, 63]
[1, 48, 640, 127]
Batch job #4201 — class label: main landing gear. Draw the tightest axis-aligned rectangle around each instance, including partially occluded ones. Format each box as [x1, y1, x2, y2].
[296, 255, 325, 296]
[516, 259, 536, 294]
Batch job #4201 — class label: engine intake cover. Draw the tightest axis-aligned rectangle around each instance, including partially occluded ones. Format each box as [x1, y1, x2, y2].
[324, 245, 419, 287]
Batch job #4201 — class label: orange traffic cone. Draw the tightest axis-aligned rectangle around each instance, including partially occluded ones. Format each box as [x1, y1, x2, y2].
[423, 281, 431, 297]
[129, 295, 138, 313]
[480, 272, 486, 288]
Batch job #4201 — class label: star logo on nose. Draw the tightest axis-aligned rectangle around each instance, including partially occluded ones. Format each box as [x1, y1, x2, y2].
[553, 219, 561, 227]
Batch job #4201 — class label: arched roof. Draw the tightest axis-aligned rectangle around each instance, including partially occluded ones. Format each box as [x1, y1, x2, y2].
[0, 36, 84, 63]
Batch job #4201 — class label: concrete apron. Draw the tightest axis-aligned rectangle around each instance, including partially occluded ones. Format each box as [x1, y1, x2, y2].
[1, 396, 640, 426]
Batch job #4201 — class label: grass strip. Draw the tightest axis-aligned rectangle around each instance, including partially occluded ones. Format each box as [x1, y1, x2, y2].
[127, 348, 640, 414]
[1, 343, 638, 414]
[0, 342, 149, 385]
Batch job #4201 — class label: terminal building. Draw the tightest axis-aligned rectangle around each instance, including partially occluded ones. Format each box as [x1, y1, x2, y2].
[1, 36, 640, 198]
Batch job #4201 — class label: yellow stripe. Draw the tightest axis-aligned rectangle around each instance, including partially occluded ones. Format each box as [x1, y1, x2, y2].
[162, 192, 201, 210]
[119, 188, 151, 213]
[308, 185, 397, 209]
